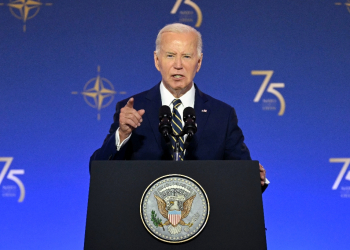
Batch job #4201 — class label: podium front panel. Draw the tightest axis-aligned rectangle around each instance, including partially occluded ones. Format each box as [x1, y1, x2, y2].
[84, 160, 267, 250]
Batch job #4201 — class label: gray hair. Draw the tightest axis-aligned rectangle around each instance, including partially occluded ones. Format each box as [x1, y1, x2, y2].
[155, 23, 202, 56]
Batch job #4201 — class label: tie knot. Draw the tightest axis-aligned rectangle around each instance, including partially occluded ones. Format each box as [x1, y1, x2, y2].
[172, 99, 182, 108]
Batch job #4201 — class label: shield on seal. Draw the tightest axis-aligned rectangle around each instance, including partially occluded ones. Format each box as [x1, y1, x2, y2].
[168, 210, 181, 226]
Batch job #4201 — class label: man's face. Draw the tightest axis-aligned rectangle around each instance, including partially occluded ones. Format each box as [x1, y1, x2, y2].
[154, 31, 203, 97]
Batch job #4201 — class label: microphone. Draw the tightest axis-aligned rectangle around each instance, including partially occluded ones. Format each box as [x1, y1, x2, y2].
[158, 105, 172, 136]
[183, 107, 197, 136]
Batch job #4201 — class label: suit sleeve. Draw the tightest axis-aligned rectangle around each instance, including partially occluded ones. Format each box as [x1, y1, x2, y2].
[223, 107, 251, 160]
[224, 108, 269, 192]
[89, 101, 129, 172]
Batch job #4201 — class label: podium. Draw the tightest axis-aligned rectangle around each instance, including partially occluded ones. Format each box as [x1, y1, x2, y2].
[84, 161, 267, 249]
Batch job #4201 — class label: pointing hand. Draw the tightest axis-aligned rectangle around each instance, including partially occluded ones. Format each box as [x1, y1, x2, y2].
[119, 97, 145, 142]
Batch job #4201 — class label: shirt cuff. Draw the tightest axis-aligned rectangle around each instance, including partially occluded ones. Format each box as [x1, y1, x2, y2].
[265, 178, 270, 185]
[115, 128, 132, 151]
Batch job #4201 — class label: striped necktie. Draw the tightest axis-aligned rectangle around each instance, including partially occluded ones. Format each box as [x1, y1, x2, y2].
[171, 99, 184, 160]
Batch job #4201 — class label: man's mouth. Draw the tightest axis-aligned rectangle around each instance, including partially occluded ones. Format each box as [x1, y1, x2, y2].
[172, 74, 184, 79]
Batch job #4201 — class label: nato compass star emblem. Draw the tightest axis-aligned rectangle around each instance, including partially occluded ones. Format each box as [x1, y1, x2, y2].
[72, 66, 126, 120]
[0, 0, 53, 32]
[335, 1, 350, 13]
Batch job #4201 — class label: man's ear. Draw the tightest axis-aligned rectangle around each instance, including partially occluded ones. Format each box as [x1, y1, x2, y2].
[196, 53, 203, 72]
[154, 51, 160, 71]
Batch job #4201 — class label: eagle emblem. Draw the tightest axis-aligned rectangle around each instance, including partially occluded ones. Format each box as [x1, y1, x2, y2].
[154, 192, 196, 235]
[140, 175, 210, 243]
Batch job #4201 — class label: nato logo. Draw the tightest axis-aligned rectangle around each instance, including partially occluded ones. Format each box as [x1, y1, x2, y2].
[252, 70, 286, 116]
[0, 157, 25, 202]
[170, 0, 202, 27]
[330, 158, 350, 198]
[334, 1, 350, 14]
[0, 0, 53, 32]
[72, 66, 126, 120]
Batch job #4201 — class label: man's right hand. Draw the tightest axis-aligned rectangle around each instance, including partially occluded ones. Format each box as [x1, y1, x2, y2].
[119, 97, 145, 142]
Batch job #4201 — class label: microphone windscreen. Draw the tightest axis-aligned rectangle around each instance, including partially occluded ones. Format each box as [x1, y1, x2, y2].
[183, 107, 196, 119]
[159, 105, 171, 117]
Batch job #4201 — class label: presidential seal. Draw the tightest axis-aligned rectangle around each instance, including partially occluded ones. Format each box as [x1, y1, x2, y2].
[140, 174, 210, 243]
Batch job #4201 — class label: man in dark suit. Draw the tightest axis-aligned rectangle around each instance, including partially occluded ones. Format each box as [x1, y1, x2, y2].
[90, 23, 268, 188]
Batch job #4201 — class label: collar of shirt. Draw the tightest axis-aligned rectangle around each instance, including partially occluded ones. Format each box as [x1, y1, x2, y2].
[159, 81, 195, 122]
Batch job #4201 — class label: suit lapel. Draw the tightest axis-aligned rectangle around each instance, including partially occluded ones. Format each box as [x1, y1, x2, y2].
[185, 84, 210, 158]
[145, 83, 163, 149]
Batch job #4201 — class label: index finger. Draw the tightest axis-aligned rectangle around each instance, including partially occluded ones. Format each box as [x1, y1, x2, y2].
[125, 97, 134, 108]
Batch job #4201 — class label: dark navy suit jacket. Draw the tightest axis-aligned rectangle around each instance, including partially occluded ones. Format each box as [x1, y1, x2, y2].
[90, 83, 251, 167]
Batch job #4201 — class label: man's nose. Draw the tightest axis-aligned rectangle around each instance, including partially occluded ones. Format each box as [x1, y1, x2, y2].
[173, 57, 183, 69]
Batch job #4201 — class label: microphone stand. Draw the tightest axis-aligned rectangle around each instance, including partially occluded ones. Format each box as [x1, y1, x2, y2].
[173, 136, 181, 161]
[159, 122, 182, 161]
[161, 131, 174, 158]
[172, 132, 194, 161]
[183, 132, 193, 152]
[160, 131, 182, 161]
[159, 106, 197, 161]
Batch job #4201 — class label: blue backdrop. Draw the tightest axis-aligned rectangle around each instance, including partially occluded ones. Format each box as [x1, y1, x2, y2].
[1, 0, 350, 249]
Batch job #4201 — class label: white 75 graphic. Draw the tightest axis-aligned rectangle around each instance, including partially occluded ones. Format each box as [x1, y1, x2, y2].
[330, 158, 350, 190]
[251, 70, 286, 116]
[171, 0, 203, 27]
[0, 157, 25, 202]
